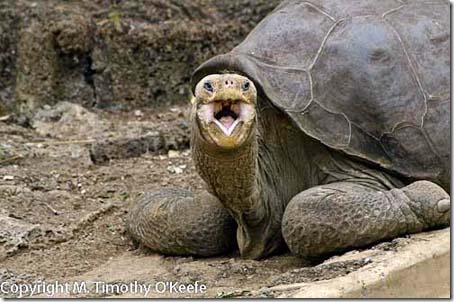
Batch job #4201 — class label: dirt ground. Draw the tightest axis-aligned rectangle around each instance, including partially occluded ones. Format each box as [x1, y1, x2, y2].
[0, 102, 417, 298]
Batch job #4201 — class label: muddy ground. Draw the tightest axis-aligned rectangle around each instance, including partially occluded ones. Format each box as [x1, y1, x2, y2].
[0, 101, 419, 298]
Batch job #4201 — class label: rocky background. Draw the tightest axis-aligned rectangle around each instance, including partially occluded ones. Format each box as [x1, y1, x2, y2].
[0, 0, 280, 117]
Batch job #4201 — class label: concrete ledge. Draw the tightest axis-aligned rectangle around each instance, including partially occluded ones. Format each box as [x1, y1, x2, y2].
[29, 228, 450, 298]
[278, 228, 450, 298]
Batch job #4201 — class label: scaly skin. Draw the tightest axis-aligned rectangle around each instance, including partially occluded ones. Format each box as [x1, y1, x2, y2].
[126, 74, 450, 260]
[190, 74, 283, 258]
[282, 180, 450, 259]
[126, 188, 236, 256]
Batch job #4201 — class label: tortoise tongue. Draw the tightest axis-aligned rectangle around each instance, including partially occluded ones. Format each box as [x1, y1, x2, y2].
[219, 116, 235, 129]
[214, 117, 240, 136]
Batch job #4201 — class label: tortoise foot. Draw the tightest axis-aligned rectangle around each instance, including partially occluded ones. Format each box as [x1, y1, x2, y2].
[282, 181, 450, 258]
[126, 187, 236, 257]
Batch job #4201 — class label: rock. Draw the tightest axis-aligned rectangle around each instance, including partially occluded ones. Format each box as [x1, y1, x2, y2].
[0, 0, 280, 115]
[0, 2, 20, 115]
[31, 101, 107, 139]
[0, 115, 11, 121]
[178, 121, 189, 130]
[89, 125, 190, 164]
[167, 164, 186, 174]
[89, 133, 164, 164]
[13, 6, 97, 116]
[168, 150, 180, 158]
[0, 269, 39, 298]
[0, 214, 40, 260]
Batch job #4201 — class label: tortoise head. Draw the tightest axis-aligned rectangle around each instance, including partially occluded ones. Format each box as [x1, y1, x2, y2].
[192, 74, 257, 150]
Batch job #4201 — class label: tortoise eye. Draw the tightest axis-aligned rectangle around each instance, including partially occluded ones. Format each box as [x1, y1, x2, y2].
[242, 81, 250, 91]
[203, 81, 214, 92]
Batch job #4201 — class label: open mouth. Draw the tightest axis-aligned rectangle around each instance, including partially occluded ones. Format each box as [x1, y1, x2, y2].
[213, 101, 241, 136]
[197, 99, 255, 137]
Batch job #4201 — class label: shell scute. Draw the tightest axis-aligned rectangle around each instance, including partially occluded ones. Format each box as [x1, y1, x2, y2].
[192, 0, 450, 184]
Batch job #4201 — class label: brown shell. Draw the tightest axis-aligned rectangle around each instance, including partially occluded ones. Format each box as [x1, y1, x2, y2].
[192, 0, 450, 187]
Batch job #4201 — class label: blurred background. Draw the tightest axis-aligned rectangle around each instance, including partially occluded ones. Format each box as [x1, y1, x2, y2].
[0, 0, 279, 117]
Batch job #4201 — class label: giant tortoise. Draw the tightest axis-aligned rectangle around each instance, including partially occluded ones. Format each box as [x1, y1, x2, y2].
[127, 0, 450, 259]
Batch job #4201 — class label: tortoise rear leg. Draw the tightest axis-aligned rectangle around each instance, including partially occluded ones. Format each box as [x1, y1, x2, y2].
[126, 188, 236, 257]
[282, 180, 450, 258]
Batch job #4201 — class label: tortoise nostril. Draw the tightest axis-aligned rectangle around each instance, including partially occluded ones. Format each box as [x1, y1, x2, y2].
[224, 80, 235, 87]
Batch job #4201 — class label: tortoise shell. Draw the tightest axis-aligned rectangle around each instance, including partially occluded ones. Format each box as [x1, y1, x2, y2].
[192, 0, 450, 187]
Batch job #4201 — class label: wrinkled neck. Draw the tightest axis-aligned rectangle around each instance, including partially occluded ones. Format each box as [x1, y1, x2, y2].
[191, 129, 259, 213]
[191, 125, 284, 259]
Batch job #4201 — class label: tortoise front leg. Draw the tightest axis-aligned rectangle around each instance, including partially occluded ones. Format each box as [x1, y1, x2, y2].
[282, 181, 450, 258]
[126, 188, 236, 256]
